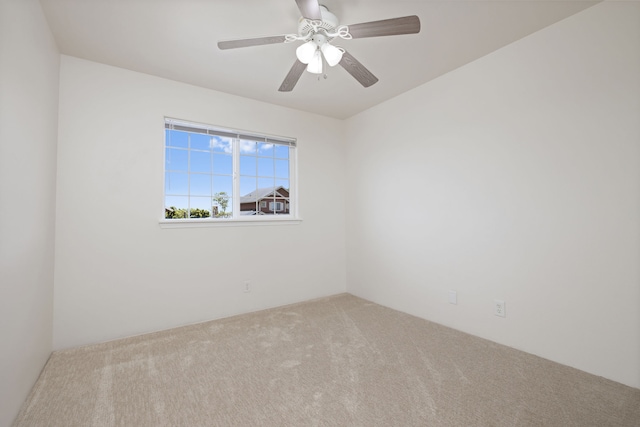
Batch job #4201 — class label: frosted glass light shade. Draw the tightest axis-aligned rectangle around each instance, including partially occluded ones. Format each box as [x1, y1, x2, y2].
[321, 43, 343, 67]
[306, 50, 323, 74]
[296, 41, 317, 64]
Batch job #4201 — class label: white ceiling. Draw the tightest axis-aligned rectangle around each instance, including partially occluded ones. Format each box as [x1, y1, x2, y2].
[39, 0, 598, 119]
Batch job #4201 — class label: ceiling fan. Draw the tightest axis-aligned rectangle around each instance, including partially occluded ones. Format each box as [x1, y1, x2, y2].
[217, 0, 421, 92]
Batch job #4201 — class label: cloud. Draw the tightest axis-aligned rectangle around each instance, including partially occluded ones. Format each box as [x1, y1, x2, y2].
[240, 140, 256, 154]
[210, 136, 232, 154]
[258, 143, 273, 153]
[212, 138, 274, 155]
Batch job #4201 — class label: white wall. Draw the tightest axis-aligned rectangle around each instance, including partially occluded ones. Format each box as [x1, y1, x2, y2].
[345, 2, 640, 388]
[0, 0, 59, 424]
[53, 56, 347, 349]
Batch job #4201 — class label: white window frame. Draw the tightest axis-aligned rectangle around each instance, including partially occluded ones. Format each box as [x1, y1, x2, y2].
[161, 118, 300, 228]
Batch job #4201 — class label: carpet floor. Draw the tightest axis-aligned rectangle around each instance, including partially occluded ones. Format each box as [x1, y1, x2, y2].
[13, 293, 640, 426]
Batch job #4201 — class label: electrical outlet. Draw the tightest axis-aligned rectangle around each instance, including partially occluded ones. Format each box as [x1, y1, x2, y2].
[494, 299, 505, 317]
[244, 281, 251, 293]
[449, 290, 457, 305]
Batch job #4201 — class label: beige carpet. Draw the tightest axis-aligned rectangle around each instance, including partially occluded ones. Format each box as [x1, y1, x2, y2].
[13, 294, 640, 426]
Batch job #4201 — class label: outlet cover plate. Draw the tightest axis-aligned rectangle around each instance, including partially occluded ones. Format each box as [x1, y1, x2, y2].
[494, 299, 505, 317]
[449, 290, 457, 305]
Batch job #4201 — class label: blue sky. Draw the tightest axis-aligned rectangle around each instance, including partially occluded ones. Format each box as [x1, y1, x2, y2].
[165, 130, 290, 211]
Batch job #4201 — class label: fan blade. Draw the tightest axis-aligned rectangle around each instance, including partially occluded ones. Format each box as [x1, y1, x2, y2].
[279, 59, 307, 92]
[339, 51, 378, 88]
[347, 15, 420, 39]
[218, 35, 287, 50]
[295, 0, 322, 20]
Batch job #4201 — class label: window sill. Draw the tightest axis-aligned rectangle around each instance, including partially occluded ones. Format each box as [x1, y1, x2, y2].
[159, 216, 302, 229]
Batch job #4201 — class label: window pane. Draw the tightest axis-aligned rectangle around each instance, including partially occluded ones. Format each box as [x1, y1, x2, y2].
[212, 191, 232, 217]
[213, 153, 232, 175]
[275, 159, 289, 179]
[165, 196, 188, 219]
[282, 198, 291, 215]
[240, 176, 257, 197]
[189, 197, 212, 218]
[258, 177, 275, 190]
[166, 130, 188, 148]
[190, 150, 211, 173]
[240, 140, 257, 155]
[165, 172, 188, 195]
[211, 136, 232, 154]
[257, 142, 274, 157]
[213, 175, 233, 197]
[240, 155, 257, 176]
[190, 133, 211, 151]
[166, 148, 188, 171]
[190, 174, 212, 197]
[275, 145, 289, 159]
[166, 195, 188, 209]
[257, 157, 274, 177]
[275, 179, 289, 191]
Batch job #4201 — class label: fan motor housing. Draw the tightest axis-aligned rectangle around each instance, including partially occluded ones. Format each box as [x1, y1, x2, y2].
[298, 6, 339, 35]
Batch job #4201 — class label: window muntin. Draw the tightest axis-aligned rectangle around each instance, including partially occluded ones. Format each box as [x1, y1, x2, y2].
[164, 118, 296, 221]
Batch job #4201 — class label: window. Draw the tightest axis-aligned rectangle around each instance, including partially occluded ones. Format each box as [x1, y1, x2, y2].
[269, 201, 284, 212]
[164, 118, 297, 222]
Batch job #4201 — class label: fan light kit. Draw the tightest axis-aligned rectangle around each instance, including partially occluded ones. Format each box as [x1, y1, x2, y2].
[218, 0, 421, 92]
[291, 6, 348, 74]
